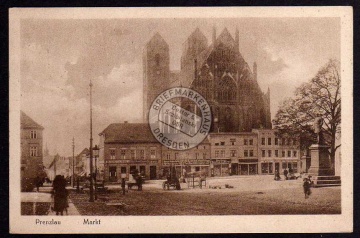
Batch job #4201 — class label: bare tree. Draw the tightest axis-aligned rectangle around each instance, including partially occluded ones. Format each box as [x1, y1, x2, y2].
[273, 59, 341, 169]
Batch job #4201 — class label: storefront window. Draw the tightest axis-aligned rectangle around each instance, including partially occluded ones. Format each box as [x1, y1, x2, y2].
[282, 162, 287, 170]
[292, 162, 298, 172]
[261, 163, 269, 173]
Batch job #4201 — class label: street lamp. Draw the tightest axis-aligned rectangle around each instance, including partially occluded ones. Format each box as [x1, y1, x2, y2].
[89, 78, 94, 202]
[93, 145, 99, 200]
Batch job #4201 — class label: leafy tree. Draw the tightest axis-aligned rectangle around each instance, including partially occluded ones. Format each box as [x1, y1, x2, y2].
[273, 59, 341, 169]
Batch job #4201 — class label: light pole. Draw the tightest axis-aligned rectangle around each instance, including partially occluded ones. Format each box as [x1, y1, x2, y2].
[93, 145, 99, 200]
[72, 137, 75, 187]
[89, 78, 94, 202]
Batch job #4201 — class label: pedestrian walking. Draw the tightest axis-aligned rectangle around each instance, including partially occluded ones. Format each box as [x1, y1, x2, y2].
[303, 177, 312, 199]
[283, 168, 288, 180]
[274, 170, 281, 181]
[52, 175, 68, 215]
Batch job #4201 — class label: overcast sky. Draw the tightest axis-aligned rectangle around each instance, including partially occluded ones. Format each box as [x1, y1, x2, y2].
[20, 17, 340, 156]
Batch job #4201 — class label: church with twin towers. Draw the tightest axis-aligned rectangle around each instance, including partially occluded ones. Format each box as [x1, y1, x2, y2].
[143, 27, 272, 133]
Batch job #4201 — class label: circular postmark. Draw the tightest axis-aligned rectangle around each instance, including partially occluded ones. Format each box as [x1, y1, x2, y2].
[149, 87, 212, 150]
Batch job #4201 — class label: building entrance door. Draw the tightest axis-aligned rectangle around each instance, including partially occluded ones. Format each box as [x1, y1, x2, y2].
[231, 163, 238, 175]
[109, 166, 117, 182]
[150, 166, 157, 180]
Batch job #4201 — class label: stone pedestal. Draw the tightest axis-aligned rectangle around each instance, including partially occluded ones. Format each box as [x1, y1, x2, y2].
[308, 144, 333, 176]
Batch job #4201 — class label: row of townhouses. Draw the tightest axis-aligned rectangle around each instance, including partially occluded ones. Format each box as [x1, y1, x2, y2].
[98, 122, 302, 182]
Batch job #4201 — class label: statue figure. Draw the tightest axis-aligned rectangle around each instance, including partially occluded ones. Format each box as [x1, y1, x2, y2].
[314, 116, 324, 144]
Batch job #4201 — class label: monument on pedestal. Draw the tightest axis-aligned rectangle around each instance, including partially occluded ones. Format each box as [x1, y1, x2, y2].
[308, 117, 333, 176]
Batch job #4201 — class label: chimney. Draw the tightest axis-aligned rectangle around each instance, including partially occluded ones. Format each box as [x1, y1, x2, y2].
[235, 27, 239, 51]
[253, 62, 257, 81]
[212, 26, 216, 45]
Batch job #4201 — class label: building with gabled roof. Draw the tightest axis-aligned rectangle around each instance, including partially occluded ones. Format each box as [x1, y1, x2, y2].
[21, 111, 45, 183]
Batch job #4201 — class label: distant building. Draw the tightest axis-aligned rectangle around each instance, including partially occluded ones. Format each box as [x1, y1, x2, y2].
[99, 123, 301, 182]
[20, 111, 45, 180]
[253, 129, 301, 175]
[99, 122, 211, 182]
[208, 132, 258, 176]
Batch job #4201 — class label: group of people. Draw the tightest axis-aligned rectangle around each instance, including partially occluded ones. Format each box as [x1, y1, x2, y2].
[274, 169, 313, 199]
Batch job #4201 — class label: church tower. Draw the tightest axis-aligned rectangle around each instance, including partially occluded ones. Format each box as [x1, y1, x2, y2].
[143, 33, 170, 121]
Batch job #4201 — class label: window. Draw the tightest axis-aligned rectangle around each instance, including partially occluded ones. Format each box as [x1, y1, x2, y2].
[275, 138, 278, 145]
[166, 153, 171, 160]
[139, 150, 145, 159]
[196, 153, 199, 159]
[282, 162, 287, 170]
[282, 138, 286, 145]
[30, 130, 37, 139]
[30, 146, 37, 157]
[121, 167, 126, 174]
[110, 149, 116, 160]
[293, 151, 297, 157]
[287, 138, 291, 145]
[287, 150, 291, 157]
[275, 150, 279, 157]
[215, 150, 219, 158]
[282, 151, 285, 157]
[215, 143, 219, 146]
[262, 150, 266, 157]
[249, 150, 254, 157]
[249, 139, 253, 145]
[175, 153, 179, 160]
[230, 139, 236, 145]
[131, 150, 136, 160]
[244, 150, 248, 157]
[220, 150, 225, 157]
[244, 139, 248, 145]
[230, 150, 236, 157]
[292, 162, 298, 172]
[150, 149, 156, 159]
[268, 138, 272, 145]
[203, 153, 207, 159]
[120, 149, 126, 159]
[261, 138, 265, 145]
[220, 141, 225, 146]
[268, 150, 272, 157]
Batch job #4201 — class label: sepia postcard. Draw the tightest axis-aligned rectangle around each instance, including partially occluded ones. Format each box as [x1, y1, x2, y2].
[9, 7, 353, 233]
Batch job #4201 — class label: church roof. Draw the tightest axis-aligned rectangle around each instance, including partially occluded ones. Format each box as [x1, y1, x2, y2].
[215, 28, 235, 48]
[100, 123, 158, 143]
[21, 111, 44, 130]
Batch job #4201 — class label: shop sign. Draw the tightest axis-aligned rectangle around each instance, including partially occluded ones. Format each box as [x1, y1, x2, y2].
[184, 159, 210, 165]
[212, 159, 230, 164]
[162, 160, 180, 166]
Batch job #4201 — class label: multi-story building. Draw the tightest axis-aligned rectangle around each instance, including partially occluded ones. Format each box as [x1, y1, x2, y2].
[99, 123, 301, 181]
[254, 129, 301, 175]
[209, 132, 258, 176]
[20, 111, 45, 181]
[99, 123, 162, 182]
[99, 122, 213, 182]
